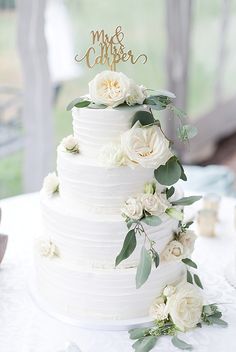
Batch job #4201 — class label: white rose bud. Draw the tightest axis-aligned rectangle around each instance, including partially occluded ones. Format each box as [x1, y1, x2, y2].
[42, 172, 59, 197]
[179, 230, 197, 257]
[149, 296, 168, 321]
[144, 182, 156, 195]
[161, 240, 184, 262]
[89, 70, 130, 107]
[121, 121, 173, 168]
[61, 135, 79, 153]
[141, 193, 170, 216]
[166, 282, 203, 331]
[126, 81, 146, 106]
[99, 143, 127, 167]
[163, 285, 176, 297]
[121, 195, 143, 220]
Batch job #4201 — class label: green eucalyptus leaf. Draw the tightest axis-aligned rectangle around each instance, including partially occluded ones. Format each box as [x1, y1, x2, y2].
[132, 336, 158, 352]
[207, 317, 228, 327]
[182, 258, 198, 269]
[136, 246, 152, 288]
[178, 161, 188, 181]
[66, 97, 91, 111]
[115, 230, 137, 266]
[193, 274, 203, 289]
[132, 111, 155, 127]
[88, 103, 107, 109]
[178, 124, 198, 142]
[187, 270, 193, 284]
[141, 215, 162, 226]
[166, 186, 175, 199]
[154, 157, 182, 186]
[166, 208, 184, 221]
[126, 219, 138, 229]
[129, 327, 149, 340]
[171, 196, 202, 206]
[185, 221, 194, 229]
[150, 248, 160, 268]
[171, 336, 193, 350]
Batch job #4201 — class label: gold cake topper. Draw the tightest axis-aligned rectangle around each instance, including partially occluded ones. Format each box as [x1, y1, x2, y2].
[75, 26, 148, 71]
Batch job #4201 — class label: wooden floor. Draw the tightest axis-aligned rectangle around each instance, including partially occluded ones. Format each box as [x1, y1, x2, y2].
[200, 132, 236, 174]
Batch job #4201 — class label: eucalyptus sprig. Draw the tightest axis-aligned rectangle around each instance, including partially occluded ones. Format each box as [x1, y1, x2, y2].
[115, 218, 160, 288]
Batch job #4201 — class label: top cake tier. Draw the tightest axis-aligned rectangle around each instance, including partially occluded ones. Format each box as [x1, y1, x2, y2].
[72, 105, 149, 159]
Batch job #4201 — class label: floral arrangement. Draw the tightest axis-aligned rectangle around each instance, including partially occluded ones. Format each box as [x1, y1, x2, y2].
[60, 135, 80, 154]
[42, 172, 59, 197]
[116, 182, 201, 288]
[129, 281, 227, 351]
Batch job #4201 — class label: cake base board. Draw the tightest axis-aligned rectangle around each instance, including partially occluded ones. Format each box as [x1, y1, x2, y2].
[29, 277, 154, 331]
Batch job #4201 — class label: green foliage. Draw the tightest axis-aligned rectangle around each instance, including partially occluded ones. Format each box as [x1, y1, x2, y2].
[171, 196, 202, 206]
[187, 270, 193, 284]
[150, 248, 160, 268]
[193, 274, 203, 289]
[66, 97, 91, 110]
[132, 336, 158, 352]
[143, 95, 172, 110]
[201, 304, 228, 327]
[177, 124, 198, 142]
[166, 208, 184, 221]
[182, 258, 198, 269]
[166, 186, 175, 199]
[136, 246, 152, 288]
[141, 215, 162, 226]
[115, 230, 137, 266]
[171, 336, 193, 351]
[131, 111, 155, 127]
[129, 328, 149, 340]
[154, 157, 183, 186]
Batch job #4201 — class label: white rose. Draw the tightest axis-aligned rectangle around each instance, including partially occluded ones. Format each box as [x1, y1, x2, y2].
[141, 193, 170, 216]
[166, 282, 203, 331]
[61, 135, 79, 153]
[43, 172, 59, 196]
[38, 239, 59, 258]
[99, 143, 127, 167]
[126, 81, 146, 106]
[163, 285, 176, 297]
[149, 298, 168, 321]
[179, 230, 197, 257]
[88, 70, 130, 107]
[161, 240, 184, 262]
[121, 121, 173, 168]
[121, 195, 143, 220]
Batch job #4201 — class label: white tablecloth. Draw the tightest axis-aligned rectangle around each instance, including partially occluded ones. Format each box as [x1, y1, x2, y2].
[1, 193, 236, 352]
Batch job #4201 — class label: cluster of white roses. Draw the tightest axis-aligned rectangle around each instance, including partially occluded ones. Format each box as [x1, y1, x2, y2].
[89, 70, 147, 108]
[161, 230, 197, 262]
[42, 172, 59, 197]
[149, 281, 203, 332]
[38, 238, 59, 258]
[99, 121, 172, 169]
[121, 186, 170, 220]
[60, 135, 79, 153]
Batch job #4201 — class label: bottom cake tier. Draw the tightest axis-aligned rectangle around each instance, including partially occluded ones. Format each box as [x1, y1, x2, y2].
[35, 254, 186, 320]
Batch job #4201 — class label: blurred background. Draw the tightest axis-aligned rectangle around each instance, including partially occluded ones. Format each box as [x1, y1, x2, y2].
[0, 0, 236, 199]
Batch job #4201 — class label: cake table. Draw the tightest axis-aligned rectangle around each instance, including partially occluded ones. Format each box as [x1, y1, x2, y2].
[0, 192, 236, 352]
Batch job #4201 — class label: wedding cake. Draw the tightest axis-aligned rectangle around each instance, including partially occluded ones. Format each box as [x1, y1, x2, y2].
[35, 70, 201, 321]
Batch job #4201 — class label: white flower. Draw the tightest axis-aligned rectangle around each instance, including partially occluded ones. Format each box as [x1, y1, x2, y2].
[121, 121, 173, 168]
[143, 182, 156, 195]
[89, 70, 130, 107]
[163, 285, 176, 297]
[99, 143, 127, 167]
[61, 135, 79, 153]
[141, 193, 170, 216]
[126, 81, 146, 106]
[149, 296, 168, 321]
[161, 240, 184, 262]
[166, 282, 203, 331]
[121, 195, 143, 220]
[179, 230, 197, 257]
[43, 172, 59, 196]
[38, 239, 59, 258]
